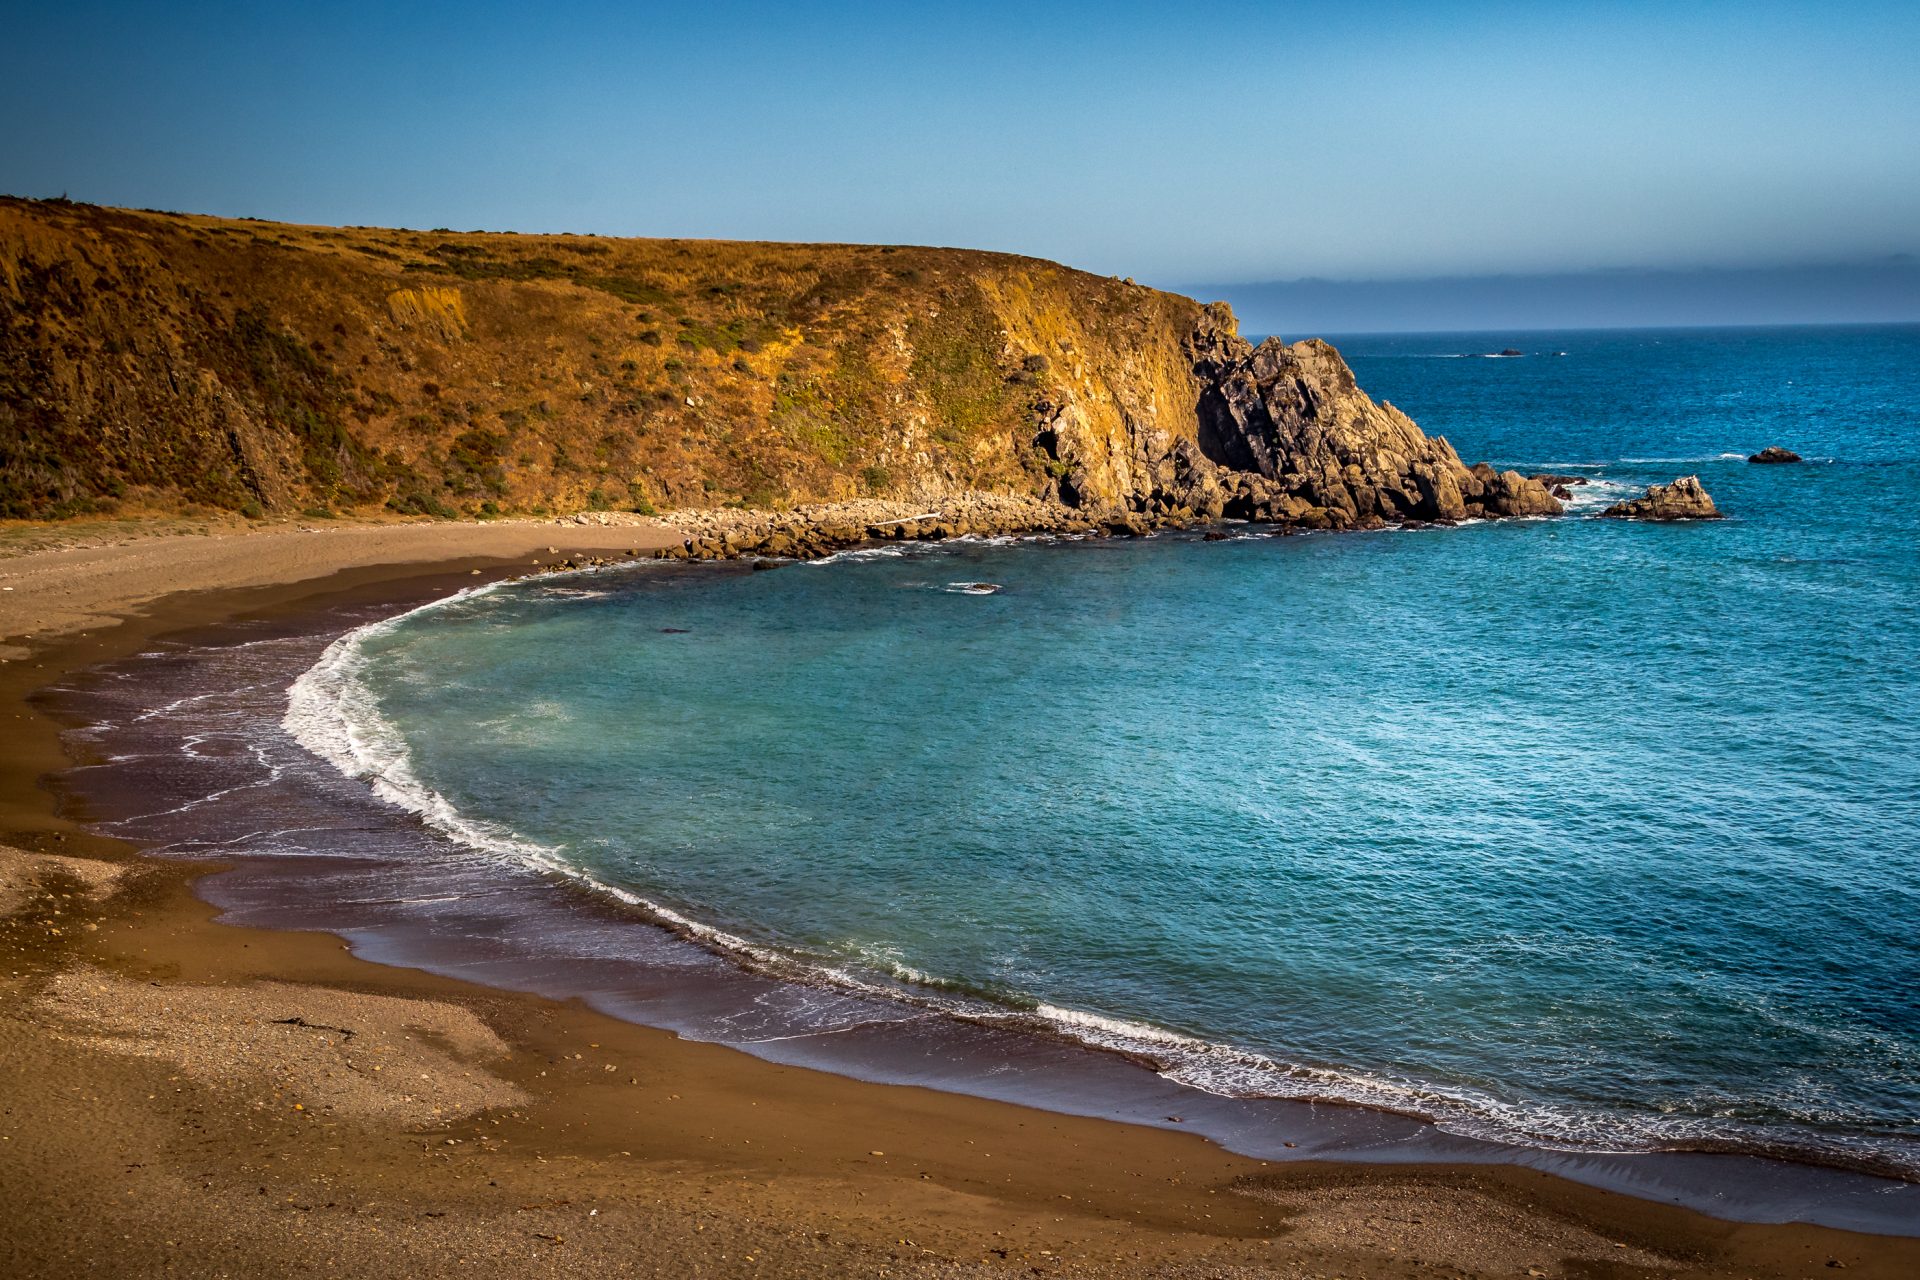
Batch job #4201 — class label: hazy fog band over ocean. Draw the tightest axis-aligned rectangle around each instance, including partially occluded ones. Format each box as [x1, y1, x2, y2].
[284, 326, 1920, 1177]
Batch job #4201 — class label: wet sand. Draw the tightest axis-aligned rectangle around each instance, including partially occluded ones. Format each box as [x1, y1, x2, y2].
[2, 518, 1917, 1278]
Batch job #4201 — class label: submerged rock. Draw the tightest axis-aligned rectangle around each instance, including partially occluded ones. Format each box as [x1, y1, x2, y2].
[1749, 446, 1802, 464]
[1599, 475, 1723, 521]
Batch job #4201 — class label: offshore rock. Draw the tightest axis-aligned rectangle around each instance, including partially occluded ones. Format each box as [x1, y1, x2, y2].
[1599, 475, 1723, 521]
[1474, 464, 1563, 517]
[1749, 446, 1802, 464]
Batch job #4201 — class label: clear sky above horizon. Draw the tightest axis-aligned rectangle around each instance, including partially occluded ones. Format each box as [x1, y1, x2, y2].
[4, 1, 1917, 294]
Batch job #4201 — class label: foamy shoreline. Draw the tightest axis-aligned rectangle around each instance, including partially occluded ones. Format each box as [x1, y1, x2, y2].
[274, 549, 1920, 1187]
[3, 518, 1918, 1276]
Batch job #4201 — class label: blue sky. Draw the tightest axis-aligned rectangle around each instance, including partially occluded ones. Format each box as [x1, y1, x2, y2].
[5, 1, 1917, 310]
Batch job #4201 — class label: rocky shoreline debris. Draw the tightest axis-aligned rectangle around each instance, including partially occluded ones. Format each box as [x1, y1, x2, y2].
[1599, 475, 1723, 521]
[655, 494, 1097, 563]
[529, 465, 1693, 578]
[529, 465, 1721, 578]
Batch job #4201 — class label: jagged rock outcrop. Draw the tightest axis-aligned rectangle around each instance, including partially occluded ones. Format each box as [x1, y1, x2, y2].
[1749, 446, 1801, 464]
[1599, 476, 1722, 521]
[1123, 307, 1564, 529]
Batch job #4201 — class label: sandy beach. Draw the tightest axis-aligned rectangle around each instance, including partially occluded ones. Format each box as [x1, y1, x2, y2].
[3, 517, 1916, 1279]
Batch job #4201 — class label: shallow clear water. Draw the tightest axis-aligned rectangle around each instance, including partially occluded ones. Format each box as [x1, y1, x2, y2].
[293, 325, 1920, 1177]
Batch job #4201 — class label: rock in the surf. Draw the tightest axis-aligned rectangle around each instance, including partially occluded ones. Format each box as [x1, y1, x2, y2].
[1475, 465, 1564, 517]
[1599, 475, 1723, 521]
[1748, 446, 1802, 464]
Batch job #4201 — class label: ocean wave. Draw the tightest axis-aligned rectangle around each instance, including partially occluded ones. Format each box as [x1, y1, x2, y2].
[802, 534, 1028, 568]
[1616, 453, 1747, 463]
[533, 585, 615, 601]
[801, 542, 947, 567]
[1560, 478, 1640, 513]
[1015, 1004, 1915, 1175]
[284, 591, 995, 997]
[280, 579, 1920, 1183]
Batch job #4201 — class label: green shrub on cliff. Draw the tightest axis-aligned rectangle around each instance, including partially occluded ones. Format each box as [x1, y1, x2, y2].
[910, 284, 1031, 447]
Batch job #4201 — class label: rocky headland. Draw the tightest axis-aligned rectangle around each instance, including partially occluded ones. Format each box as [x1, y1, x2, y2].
[4, 198, 1560, 547]
[542, 309, 1576, 567]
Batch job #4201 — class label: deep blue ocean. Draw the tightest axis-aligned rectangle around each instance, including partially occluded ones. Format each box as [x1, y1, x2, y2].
[291, 325, 1920, 1177]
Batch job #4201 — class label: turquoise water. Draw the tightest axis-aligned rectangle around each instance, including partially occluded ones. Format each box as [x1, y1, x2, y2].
[292, 325, 1920, 1177]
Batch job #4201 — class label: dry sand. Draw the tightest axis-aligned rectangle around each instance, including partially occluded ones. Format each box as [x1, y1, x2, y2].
[0, 513, 675, 658]
[1, 518, 1916, 1278]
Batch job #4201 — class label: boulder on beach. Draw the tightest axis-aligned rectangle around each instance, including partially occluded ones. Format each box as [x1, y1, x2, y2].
[1599, 475, 1723, 521]
[1748, 446, 1802, 464]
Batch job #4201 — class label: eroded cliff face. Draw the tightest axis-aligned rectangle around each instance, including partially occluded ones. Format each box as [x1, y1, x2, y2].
[1032, 298, 1560, 527]
[0, 198, 1556, 527]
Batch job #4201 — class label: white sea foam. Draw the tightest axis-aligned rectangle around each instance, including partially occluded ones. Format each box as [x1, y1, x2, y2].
[535, 586, 615, 601]
[284, 587, 905, 981]
[802, 542, 942, 567]
[1561, 478, 1640, 514]
[1616, 453, 1747, 464]
[1018, 1001, 1801, 1159]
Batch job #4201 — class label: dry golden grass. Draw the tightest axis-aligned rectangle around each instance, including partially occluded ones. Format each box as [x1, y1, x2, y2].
[0, 198, 1218, 522]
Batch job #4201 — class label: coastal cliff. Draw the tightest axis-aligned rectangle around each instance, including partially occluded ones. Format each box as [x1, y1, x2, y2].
[1, 197, 1556, 527]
